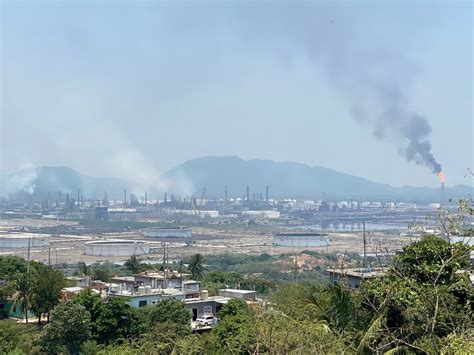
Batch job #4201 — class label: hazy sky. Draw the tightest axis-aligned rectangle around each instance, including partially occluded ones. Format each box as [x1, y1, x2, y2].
[1, 1, 472, 187]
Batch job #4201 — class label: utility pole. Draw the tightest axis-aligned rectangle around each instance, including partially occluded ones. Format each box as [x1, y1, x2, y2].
[293, 247, 298, 282]
[162, 242, 169, 288]
[363, 221, 367, 269]
[25, 237, 31, 323]
[179, 260, 183, 290]
[26, 237, 31, 273]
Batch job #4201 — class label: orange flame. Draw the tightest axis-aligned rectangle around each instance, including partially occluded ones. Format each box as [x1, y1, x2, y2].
[437, 171, 445, 183]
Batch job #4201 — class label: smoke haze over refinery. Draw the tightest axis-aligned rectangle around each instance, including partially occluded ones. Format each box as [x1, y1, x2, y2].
[1, 2, 472, 187]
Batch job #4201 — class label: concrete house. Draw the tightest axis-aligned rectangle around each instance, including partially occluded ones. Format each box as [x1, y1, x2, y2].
[327, 267, 386, 289]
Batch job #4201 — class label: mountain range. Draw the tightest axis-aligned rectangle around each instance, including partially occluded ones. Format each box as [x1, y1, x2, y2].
[1, 156, 472, 203]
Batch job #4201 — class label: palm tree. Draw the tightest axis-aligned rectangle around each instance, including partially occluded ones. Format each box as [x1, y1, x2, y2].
[303, 284, 353, 330]
[78, 262, 91, 276]
[326, 284, 354, 329]
[187, 254, 206, 280]
[78, 262, 92, 286]
[11, 273, 33, 323]
[124, 255, 144, 274]
[303, 285, 329, 312]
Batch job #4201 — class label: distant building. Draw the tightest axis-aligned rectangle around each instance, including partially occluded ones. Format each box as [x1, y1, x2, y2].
[197, 210, 219, 218]
[173, 210, 219, 218]
[107, 274, 258, 320]
[95, 206, 108, 220]
[0, 298, 33, 319]
[327, 267, 386, 289]
[109, 287, 186, 308]
[129, 193, 140, 207]
[0, 281, 35, 319]
[218, 289, 257, 301]
[66, 276, 90, 288]
[185, 294, 228, 321]
[108, 283, 226, 318]
[242, 210, 280, 219]
[134, 271, 193, 291]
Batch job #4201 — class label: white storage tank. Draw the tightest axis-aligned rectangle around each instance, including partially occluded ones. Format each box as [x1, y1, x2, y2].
[273, 233, 330, 248]
[142, 227, 192, 238]
[84, 240, 150, 256]
[0, 233, 50, 248]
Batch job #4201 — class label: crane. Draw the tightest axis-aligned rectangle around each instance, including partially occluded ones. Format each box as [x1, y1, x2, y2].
[191, 196, 199, 216]
[191, 187, 206, 217]
[200, 187, 207, 208]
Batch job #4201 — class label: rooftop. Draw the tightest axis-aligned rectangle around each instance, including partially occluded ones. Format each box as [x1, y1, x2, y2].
[327, 267, 386, 279]
[62, 286, 85, 293]
[184, 296, 229, 305]
[136, 271, 191, 279]
[109, 287, 185, 298]
[275, 232, 329, 237]
[111, 276, 135, 282]
[219, 289, 257, 294]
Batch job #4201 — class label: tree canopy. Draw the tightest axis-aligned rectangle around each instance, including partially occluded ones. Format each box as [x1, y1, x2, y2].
[35, 302, 92, 354]
[124, 255, 146, 274]
[187, 254, 206, 280]
[30, 263, 65, 324]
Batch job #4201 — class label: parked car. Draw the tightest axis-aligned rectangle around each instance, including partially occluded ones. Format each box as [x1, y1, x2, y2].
[196, 315, 215, 326]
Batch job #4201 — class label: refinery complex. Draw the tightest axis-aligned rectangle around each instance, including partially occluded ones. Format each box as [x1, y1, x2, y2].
[0, 184, 461, 266]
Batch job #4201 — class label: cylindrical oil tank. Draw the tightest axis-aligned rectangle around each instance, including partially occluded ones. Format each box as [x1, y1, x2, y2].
[84, 240, 150, 256]
[0, 234, 50, 248]
[142, 227, 192, 238]
[273, 233, 330, 248]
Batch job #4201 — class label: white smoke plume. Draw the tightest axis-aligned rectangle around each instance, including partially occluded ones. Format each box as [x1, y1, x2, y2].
[1, 167, 37, 199]
[107, 149, 193, 199]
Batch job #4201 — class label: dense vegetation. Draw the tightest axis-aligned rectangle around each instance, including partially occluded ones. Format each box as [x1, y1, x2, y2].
[0, 256, 65, 324]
